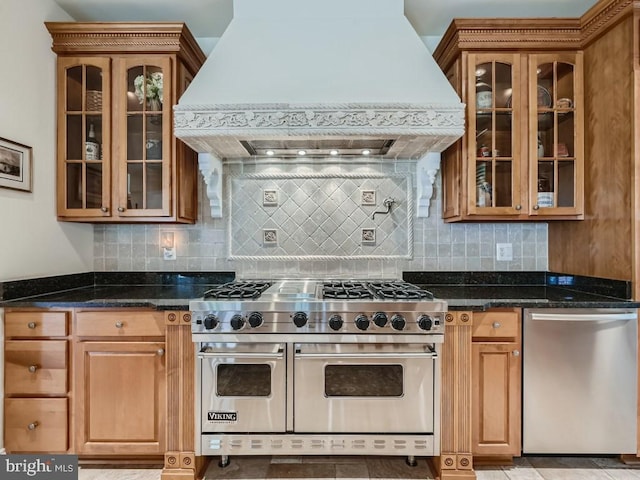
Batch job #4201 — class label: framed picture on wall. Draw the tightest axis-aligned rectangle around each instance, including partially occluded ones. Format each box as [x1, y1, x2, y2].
[0, 137, 32, 192]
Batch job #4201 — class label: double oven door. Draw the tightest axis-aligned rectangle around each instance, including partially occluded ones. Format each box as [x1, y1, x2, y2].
[200, 343, 286, 433]
[293, 343, 438, 433]
[199, 341, 439, 435]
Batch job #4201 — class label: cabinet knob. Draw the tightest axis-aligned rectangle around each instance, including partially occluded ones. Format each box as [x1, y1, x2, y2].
[28, 365, 39, 373]
[101, 206, 108, 213]
[492, 322, 501, 329]
[117, 207, 125, 212]
[27, 421, 39, 430]
[513, 350, 520, 357]
[533, 205, 540, 210]
[157, 348, 165, 357]
[115, 321, 124, 328]
[515, 204, 522, 211]
[27, 322, 37, 329]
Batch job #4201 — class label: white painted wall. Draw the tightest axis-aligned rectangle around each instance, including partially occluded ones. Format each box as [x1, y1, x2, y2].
[0, 0, 93, 282]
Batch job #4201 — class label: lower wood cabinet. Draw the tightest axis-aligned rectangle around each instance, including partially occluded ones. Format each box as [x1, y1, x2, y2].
[74, 310, 166, 456]
[3, 310, 70, 453]
[471, 309, 522, 459]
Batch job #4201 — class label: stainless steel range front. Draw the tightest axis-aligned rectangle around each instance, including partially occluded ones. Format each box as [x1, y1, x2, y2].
[190, 279, 446, 464]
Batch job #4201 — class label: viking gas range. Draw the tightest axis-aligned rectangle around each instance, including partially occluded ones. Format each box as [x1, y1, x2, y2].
[190, 279, 446, 464]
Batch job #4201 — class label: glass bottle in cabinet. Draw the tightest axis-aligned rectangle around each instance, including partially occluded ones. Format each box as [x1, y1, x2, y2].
[531, 55, 583, 216]
[470, 55, 519, 213]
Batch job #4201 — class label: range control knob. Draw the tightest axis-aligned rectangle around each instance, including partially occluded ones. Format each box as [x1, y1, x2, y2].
[355, 314, 370, 331]
[248, 312, 264, 328]
[230, 314, 245, 331]
[293, 312, 308, 328]
[372, 312, 388, 328]
[203, 314, 219, 330]
[417, 314, 434, 331]
[328, 314, 343, 331]
[391, 314, 406, 331]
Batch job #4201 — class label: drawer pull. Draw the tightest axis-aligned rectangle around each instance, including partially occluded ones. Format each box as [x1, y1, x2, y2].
[157, 348, 165, 357]
[513, 350, 520, 357]
[115, 321, 124, 328]
[27, 421, 39, 430]
[27, 322, 37, 329]
[28, 365, 39, 373]
[492, 322, 501, 329]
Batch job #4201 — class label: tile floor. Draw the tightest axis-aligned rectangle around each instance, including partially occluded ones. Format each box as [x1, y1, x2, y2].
[78, 455, 640, 479]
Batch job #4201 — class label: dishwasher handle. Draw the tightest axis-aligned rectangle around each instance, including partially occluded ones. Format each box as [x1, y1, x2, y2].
[528, 312, 637, 322]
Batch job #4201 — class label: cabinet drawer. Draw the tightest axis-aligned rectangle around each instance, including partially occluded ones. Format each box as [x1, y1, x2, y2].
[5, 341, 68, 395]
[4, 398, 68, 453]
[5, 311, 67, 338]
[473, 311, 519, 340]
[76, 311, 165, 337]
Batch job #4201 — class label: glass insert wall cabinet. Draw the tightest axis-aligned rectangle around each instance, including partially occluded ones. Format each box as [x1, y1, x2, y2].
[60, 59, 110, 214]
[433, 20, 584, 222]
[47, 23, 204, 223]
[472, 56, 519, 214]
[530, 55, 583, 215]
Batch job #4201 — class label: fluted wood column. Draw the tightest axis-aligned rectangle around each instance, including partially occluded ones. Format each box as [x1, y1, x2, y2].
[161, 311, 205, 480]
[436, 311, 476, 480]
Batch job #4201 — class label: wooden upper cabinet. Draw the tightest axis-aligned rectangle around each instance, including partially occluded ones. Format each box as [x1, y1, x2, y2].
[46, 22, 206, 223]
[433, 19, 584, 222]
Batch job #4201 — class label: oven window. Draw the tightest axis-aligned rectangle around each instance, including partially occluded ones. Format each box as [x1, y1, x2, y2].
[216, 364, 271, 396]
[324, 364, 403, 397]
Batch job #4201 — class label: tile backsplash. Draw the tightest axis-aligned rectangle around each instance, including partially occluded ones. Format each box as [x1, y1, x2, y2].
[93, 158, 548, 279]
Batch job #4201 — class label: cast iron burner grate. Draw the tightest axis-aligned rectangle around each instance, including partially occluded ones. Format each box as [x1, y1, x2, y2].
[367, 282, 434, 300]
[203, 281, 272, 299]
[322, 282, 375, 300]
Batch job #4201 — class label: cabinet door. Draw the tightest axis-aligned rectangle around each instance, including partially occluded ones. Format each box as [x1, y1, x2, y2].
[113, 57, 172, 219]
[56, 57, 112, 218]
[529, 53, 584, 217]
[467, 53, 525, 216]
[75, 341, 166, 455]
[472, 342, 521, 457]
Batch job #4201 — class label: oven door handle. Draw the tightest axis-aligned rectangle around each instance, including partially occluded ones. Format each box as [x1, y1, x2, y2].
[294, 352, 438, 359]
[199, 351, 285, 359]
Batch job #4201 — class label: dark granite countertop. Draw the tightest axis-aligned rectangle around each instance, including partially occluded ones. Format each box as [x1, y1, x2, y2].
[1, 284, 217, 310]
[405, 271, 640, 311]
[0, 272, 235, 310]
[421, 285, 639, 310]
[1, 271, 638, 311]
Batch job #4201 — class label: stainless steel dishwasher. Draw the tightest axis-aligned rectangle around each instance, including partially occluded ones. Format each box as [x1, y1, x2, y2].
[523, 308, 638, 454]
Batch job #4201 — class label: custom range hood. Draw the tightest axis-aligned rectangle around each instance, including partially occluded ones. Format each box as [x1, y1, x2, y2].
[174, 0, 465, 160]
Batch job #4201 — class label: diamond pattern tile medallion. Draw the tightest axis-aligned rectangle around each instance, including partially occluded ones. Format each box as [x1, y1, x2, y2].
[228, 174, 413, 260]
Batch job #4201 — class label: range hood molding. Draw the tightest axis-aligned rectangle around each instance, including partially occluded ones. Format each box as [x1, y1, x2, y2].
[175, 102, 464, 159]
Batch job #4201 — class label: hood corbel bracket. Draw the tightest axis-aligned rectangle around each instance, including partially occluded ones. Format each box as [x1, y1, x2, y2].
[198, 152, 223, 218]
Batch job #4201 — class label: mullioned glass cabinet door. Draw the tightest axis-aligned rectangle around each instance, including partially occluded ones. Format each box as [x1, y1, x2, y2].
[115, 57, 172, 218]
[467, 53, 524, 216]
[57, 57, 111, 218]
[529, 54, 584, 216]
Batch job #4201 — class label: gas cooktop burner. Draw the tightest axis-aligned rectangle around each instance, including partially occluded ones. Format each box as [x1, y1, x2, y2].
[367, 282, 434, 300]
[203, 281, 271, 299]
[322, 282, 374, 300]
[191, 279, 446, 337]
